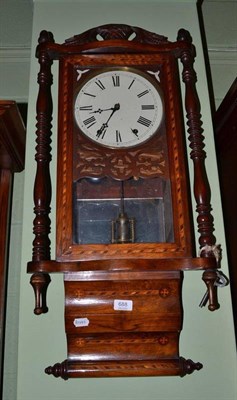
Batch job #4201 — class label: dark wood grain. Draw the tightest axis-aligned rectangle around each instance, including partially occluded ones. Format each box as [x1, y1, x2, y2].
[178, 29, 216, 254]
[45, 357, 202, 379]
[67, 332, 180, 361]
[27, 256, 217, 273]
[30, 31, 55, 314]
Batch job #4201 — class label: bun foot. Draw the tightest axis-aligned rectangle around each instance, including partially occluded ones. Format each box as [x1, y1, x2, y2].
[45, 360, 68, 380]
[180, 357, 203, 377]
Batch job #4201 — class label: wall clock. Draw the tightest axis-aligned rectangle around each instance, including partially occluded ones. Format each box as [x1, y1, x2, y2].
[27, 24, 222, 379]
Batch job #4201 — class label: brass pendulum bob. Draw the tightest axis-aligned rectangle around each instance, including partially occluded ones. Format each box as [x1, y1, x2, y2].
[111, 181, 135, 244]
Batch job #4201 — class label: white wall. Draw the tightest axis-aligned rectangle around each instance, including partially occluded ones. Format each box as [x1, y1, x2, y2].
[3, 1, 237, 400]
[0, 0, 33, 102]
[202, 1, 237, 108]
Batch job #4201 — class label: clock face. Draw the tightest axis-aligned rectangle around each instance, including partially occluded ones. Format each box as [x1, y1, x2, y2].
[74, 69, 164, 148]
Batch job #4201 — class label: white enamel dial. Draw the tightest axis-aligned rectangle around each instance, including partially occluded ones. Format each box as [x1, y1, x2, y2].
[74, 69, 163, 148]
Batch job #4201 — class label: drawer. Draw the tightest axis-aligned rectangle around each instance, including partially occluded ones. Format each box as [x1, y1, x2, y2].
[65, 277, 182, 334]
[65, 312, 181, 333]
[67, 332, 180, 361]
[65, 278, 181, 315]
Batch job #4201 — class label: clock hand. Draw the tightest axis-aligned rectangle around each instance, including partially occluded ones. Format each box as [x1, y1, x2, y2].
[106, 103, 120, 123]
[131, 128, 139, 137]
[96, 103, 120, 138]
[90, 106, 116, 114]
[96, 123, 107, 138]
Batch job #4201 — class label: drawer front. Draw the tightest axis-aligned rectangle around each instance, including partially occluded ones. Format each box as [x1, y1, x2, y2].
[65, 312, 181, 333]
[67, 332, 180, 361]
[65, 279, 181, 314]
[65, 278, 182, 334]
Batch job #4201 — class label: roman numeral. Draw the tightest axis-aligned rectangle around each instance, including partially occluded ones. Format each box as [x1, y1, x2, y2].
[141, 105, 155, 110]
[137, 116, 152, 127]
[79, 105, 93, 111]
[83, 116, 96, 128]
[112, 75, 120, 87]
[83, 92, 96, 98]
[128, 79, 135, 89]
[116, 130, 122, 142]
[137, 89, 149, 98]
[95, 80, 105, 90]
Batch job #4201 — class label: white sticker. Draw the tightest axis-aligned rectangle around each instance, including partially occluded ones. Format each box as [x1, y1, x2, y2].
[73, 317, 90, 327]
[114, 299, 133, 311]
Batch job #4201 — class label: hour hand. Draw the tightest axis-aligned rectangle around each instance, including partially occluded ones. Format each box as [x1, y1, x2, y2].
[90, 108, 106, 114]
[90, 106, 115, 114]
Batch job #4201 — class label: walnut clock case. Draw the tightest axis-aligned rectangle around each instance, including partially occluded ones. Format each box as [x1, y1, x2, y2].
[27, 24, 222, 379]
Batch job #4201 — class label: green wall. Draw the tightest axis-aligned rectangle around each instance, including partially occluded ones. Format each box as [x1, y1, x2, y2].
[16, 1, 237, 399]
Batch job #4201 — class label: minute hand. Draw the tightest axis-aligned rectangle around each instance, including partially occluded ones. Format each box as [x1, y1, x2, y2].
[96, 103, 120, 138]
[106, 103, 120, 123]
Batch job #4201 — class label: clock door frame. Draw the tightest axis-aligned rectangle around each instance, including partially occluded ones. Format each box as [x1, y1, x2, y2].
[56, 52, 194, 263]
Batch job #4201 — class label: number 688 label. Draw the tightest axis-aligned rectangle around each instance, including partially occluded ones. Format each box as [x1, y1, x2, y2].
[114, 299, 133, 311]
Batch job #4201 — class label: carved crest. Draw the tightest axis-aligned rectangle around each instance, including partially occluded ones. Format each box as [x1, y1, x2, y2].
[65, 24, 168, 46]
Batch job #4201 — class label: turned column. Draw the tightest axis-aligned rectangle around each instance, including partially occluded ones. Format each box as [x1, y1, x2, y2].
[30, 31, 55, 314]
[178, 29, 219, 310]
